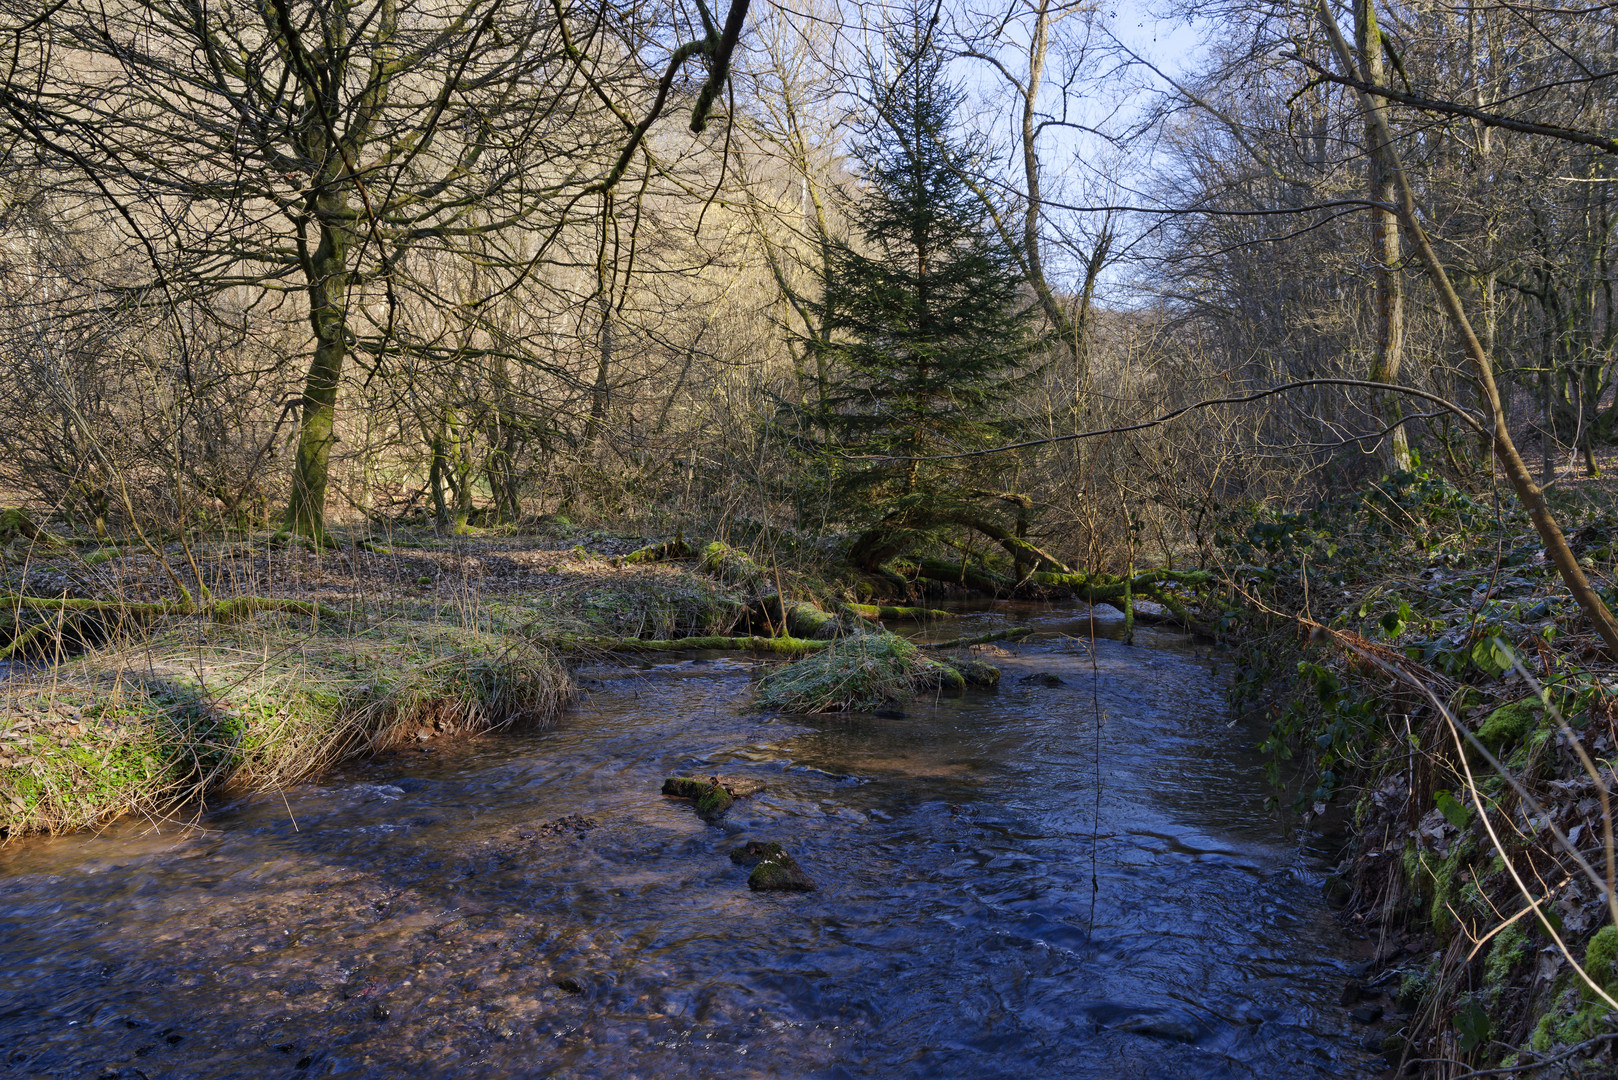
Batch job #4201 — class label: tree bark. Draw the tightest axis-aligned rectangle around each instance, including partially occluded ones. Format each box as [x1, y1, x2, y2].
[284, 214, 349, 543]
[1355, 0, 1409, 471]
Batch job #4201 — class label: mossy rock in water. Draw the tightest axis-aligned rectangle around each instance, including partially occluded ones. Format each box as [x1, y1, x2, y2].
[946, 659, 1001, 687]
[1476, 699, 1539, 751]
[730, 840, 784, 866]
[662, 776, 712, 799]
[694, 783, 734, 821]
[736, 843, 816, 892]
[663, 774, 766, 800]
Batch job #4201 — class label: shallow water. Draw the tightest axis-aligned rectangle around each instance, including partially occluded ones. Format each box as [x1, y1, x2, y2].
[0, 606, 1373, 1078]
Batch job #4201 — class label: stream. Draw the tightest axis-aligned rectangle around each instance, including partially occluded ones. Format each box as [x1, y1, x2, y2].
[0, 605, 1375, 1078]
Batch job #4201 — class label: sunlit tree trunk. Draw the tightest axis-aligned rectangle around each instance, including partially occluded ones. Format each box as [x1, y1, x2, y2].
[1356, 0, 1409, 471]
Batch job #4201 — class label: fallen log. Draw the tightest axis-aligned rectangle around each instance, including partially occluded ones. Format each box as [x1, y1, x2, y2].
[915, 558, 1013, 594]
[622, 530, 696, 564]
[918, 627, 1035, 649]
[843, 602, 956, 621]
[0, 593, 346, 659]
[537, 633, 832, 655]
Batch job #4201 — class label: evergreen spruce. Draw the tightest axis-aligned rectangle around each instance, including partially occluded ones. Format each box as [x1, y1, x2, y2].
[799, 7, 1042, 574]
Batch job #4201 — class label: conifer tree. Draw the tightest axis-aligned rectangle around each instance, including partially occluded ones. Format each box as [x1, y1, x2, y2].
[799, 5, 1043, 575]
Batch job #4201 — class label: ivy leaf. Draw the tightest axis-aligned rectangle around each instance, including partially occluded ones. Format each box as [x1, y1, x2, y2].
[1380, 599, 1414, 638]
[1453, 997, 1490, 1052]
[1470, 638, 1511, 676]
[1434, 790, 1473, 830]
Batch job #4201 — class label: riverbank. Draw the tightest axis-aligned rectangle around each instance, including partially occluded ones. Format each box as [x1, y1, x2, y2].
[1217, 467, 1618, 1075]
[1, 518, 1207, 839]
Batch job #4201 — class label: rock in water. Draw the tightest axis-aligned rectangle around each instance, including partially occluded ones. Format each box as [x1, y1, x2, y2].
[729, 840, 781, 866]
[693, 782, 734, 822]
[662, 774, 765, 822]
[661, 776, 711, 798]
[950, 660, 1001, 687]
[731, 841, 816, 892]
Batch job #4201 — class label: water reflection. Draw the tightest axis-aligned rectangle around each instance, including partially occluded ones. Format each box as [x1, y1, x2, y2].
[0, 607, 1372, 1078]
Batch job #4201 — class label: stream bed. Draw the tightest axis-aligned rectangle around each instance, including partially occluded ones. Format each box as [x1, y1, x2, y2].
[0, 606, 1375, 1078]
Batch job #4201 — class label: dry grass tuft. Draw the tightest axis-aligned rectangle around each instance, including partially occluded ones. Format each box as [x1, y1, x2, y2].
[0, 612, 572, 837]
[755, 632, 964, 714]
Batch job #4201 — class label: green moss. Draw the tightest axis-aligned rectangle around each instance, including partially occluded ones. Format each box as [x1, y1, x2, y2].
[1396, 969, 1432, 1009]
[1529, 1011, 1557, 1052]
[1580, 924, 1618, 1002]
[694, 782, 734, 821]
[946, 659, 1001, 687]
[1477, 700, 1538, 750]
[1525, 935, 1618, 1052]
[1485, 922, 1530, 999]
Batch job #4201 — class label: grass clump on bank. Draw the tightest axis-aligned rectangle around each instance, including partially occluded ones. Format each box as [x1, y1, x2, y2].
[756, 632, 965, 713]
[0, 613, 571, 837]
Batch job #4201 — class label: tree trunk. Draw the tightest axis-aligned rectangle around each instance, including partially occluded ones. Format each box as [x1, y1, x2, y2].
[429, 423, 451, 526]
[284, 216, 349, 543]
[1356, 0, 1409, 471]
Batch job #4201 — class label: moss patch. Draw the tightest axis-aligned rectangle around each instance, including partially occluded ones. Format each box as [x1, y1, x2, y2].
[1476, 700, 1539, 751]
[1580, 924, 1618, 1002]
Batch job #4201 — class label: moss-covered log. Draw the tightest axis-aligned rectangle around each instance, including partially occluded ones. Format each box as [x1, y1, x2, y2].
[698, 540, 772, 589]
[539, 632, 832, 655]
[0, 593, 343, 621]
[843, 602, 956, 621]
[743, 594, 846, 639]
[0, 507, 48, 544]
[623, 531, 696, 564]
[918, 627, 1035, 649]
[0, 594, 347, 659]
[916, 558, 1013, 594]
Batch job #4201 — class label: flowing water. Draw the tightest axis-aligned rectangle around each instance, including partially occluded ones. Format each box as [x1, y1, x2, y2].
[0, 606, 1375, 1079]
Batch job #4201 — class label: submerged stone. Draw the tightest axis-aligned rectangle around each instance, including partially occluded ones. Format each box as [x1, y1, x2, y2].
[1115, 1015, 1198, 1042]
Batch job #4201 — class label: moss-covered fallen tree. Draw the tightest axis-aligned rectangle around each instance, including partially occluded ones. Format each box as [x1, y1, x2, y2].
[843, 602, 956, 621]
[621, 531, 695, 564]
[911, 558, 1211, 629]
